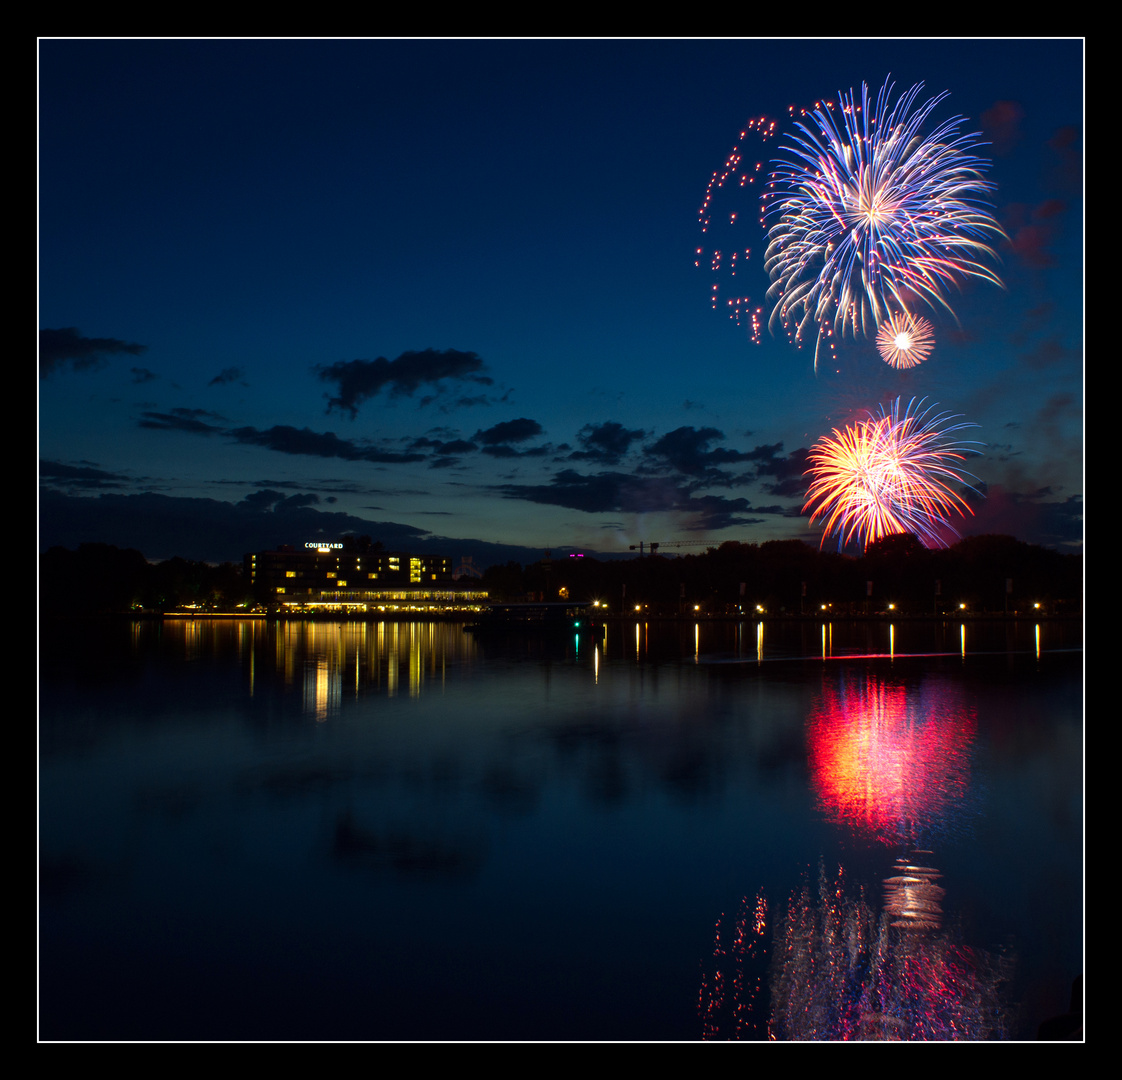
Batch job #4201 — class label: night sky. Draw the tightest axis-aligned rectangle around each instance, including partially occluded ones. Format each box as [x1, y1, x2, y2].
[38, 39, 1083, 566]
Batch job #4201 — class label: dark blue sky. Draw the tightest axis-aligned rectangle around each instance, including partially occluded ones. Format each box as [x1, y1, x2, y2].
[39, 39, 1083, 564]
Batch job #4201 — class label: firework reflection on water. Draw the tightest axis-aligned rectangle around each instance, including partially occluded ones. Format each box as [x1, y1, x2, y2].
[770, 861, 1013, 1041]
[806, 669, 979, 848]
[699, 892, 770, 1040]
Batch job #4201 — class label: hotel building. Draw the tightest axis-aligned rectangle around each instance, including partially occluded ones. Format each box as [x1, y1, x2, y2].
[244, 543, 488, 613]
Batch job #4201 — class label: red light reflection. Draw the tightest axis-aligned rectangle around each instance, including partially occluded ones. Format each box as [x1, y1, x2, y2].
[807, 672, 976, 844]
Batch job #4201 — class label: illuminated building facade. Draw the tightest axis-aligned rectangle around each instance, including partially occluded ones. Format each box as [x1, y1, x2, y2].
[244, 543, 488, 613]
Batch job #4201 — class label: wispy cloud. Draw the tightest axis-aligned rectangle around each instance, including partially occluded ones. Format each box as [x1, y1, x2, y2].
[317, 348, 495, 417]
[40, 327, 146, 376]
[230, 425, 428, 464]
[139, 408, 226, 434]
[39, 459, 129, 490]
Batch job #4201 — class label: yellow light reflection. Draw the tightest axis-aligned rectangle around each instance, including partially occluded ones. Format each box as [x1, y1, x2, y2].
[409, 623, 421, 697]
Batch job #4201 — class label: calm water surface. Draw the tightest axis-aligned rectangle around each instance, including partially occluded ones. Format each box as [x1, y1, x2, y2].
[39, 618, 1082, 1041]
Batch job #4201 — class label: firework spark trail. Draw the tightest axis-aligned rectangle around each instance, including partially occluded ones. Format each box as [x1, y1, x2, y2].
[696, 115, 784, 341]
[876, 311, 936, 369]
[803, 397, 982, 551]
[762, 78, 1005, 368]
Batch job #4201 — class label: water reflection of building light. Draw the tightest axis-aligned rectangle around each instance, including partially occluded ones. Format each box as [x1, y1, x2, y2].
[409, 623, 421, 697]
[304, 658, 338, 721]
[387, 623, 399, 697]
[883, 856, 946, 931]
[756, 621, 764, 663]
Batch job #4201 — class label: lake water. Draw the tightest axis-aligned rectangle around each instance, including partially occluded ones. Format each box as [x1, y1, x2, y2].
[38, 617, 1083, 1041]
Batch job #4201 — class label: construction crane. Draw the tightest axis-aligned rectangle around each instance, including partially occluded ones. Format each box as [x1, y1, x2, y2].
[628, 540, 719, 556]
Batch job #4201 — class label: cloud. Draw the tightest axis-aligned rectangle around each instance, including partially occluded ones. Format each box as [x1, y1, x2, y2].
[408, 435, 479, 469]
[675, 494, 774, 532]
[1035, 392, 1082, 451]
[317, 348, 494, 417]
[230, 425, 427, 464]
[209, 367, 246, 386]
[40, 327, 146, 377]
[39, 459, 128, 491]
[1020, 336, 1081, 372]
[495, 468, 781, 530]
[568, 421, 646, 465]
[962, 484, 1082, 549]
[472, 418, 549, 458]
[136, 401, 493, 469]
[496, 470, 641, 514]
[1047, 125, 1082, 194]
[752, 445, 812, 499]
[239, 489, 320, 511]
[409, 436, 478, 456]
[980, 99, 1024, 156]
[131, 367, 158, 384]
[643, 426, 751, 482]
[38, 489, 561, 568]
[481, 444, 551, 460]
[473, 418, 543, 445]
[138, 408, 226, 434]
[1004, 199, 1068, 268]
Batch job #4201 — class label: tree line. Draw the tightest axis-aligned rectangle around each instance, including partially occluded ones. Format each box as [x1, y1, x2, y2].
[39, 544, 252, 614]
[39, 533, 1082, 616]
[482, 534, 1082, 616]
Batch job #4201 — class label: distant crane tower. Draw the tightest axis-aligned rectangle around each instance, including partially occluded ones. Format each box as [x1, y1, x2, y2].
[454, 555, 483, 579]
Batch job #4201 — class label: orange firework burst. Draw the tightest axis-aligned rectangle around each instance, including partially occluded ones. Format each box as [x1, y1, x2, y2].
[876, 312, 935, 369]
[804, 397, 981, 551]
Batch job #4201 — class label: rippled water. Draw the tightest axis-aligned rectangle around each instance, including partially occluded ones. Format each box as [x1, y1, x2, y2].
[39, 617, 1082, 1041]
